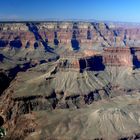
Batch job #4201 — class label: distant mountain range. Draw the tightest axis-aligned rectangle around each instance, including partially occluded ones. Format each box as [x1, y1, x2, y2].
[1, 18, 140, 26]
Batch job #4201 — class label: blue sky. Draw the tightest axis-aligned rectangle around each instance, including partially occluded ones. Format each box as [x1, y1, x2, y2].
[0, 0, 140, 22]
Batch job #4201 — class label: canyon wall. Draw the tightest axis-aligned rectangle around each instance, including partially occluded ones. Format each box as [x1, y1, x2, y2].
[58, 47, 134, 72]
[1, 22, 140, 50]
[1, 22, 140, 140]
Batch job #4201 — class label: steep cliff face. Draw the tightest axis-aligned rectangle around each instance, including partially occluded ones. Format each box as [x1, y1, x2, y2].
[1, 22, 140, 50]
[58, 47, 134, 71]
[103, 47, 133, 67]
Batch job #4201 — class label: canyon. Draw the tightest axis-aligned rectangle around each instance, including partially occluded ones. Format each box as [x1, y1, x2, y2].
[0, 21, 140, 140]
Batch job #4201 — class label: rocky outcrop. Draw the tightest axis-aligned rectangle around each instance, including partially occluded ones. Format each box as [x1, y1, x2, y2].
[103, 47, 133, 67]
[58, 47, 134, 72]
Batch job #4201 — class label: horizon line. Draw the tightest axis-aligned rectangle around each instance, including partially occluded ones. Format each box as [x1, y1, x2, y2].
[0, 19, 140, 24]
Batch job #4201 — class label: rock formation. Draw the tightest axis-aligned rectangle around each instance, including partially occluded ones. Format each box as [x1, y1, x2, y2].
[1, 22, 140, 50]
[0, 21, 140, 140]
[103, 47, 133, 67]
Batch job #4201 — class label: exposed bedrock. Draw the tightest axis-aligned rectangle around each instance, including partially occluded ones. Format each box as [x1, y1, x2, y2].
[1, 22, 140, 140]
[103, 47, 133, 67]
[1, 63, 139, 123]
[58, 47, 136, 71]
[0, 46, 139, 121]
[0, 46, 139, 122]
[1, 22, 140, 50]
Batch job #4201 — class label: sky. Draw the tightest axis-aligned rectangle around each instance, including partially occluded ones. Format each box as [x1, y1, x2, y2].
[0, 0, 140, 22]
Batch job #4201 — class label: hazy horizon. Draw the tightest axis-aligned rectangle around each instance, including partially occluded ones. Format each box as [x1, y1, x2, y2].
[0, 0, 140, 23]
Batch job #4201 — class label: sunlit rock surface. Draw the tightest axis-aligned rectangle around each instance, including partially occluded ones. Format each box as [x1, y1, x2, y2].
[0, 21, 140, 140]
